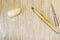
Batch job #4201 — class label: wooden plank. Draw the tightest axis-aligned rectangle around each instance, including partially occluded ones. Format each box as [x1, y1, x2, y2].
[0, 0, 60, 40]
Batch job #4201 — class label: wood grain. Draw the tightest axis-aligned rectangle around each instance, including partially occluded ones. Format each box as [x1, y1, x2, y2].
[0, 0, 60, 40]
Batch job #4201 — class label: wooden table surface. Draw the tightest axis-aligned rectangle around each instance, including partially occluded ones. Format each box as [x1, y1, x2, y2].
[0, 0, 60, 40]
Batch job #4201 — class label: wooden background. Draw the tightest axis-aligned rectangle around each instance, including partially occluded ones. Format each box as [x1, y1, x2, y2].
[0, 0, 60, 40]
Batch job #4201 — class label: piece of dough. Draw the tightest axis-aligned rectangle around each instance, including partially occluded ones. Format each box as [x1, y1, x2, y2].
[8, 8, 21, 18]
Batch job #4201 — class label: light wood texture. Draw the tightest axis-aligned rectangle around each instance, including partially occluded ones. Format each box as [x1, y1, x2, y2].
[0, 0, 60, 40]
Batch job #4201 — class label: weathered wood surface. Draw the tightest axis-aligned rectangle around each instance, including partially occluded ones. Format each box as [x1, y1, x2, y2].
[0, 0, 60, 40]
